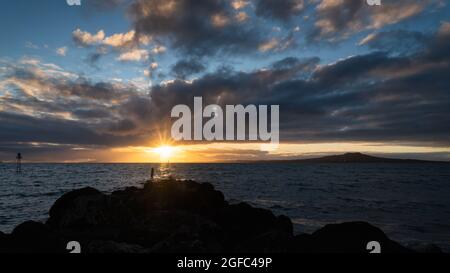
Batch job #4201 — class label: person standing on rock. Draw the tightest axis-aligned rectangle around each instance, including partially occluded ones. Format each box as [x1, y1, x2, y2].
[16, 153, 22, 173]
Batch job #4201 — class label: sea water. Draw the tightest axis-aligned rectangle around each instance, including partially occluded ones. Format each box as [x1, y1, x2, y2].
[1, 163, 449, 251]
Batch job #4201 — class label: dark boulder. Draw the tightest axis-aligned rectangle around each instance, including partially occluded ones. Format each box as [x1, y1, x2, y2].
[47, 187, 106, 228]
[215, 203, 293, 239]
[140, 180, 226, 212]
[235, 229, 293, 253]
[0, 231, 10, 253]
[114, 210, 224, 250]
[9, 221, 65, 253]
[149, 222, 224, 253]
[293, 222, 413, 253]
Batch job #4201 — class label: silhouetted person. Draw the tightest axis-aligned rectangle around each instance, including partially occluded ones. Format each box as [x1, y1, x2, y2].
[16, 153, 22, 173]
[151, 167, 155, 180]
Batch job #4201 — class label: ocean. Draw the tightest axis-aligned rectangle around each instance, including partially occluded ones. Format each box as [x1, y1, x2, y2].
[1, 163, 449, 251]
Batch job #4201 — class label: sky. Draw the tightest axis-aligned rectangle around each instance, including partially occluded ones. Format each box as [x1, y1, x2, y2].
[0, 0, 449, 163]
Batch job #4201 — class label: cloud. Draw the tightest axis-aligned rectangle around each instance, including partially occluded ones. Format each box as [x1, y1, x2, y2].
[370, 1, 426, 29]
[258, 38, 279, 52]
[358, 30, 429, 54]
[117, 48, 149, 62]
[231, 0, 249, 10]
[255, 0, 304, 22]
[0, 58, 157, 149]
[94, 30, 154, 63]
[258, 33, 296, 52]
[72, 28, 150, 66]
[102, 30, 152, 48]
[127, 0, 263, 56]
[151, 45, 166, 54]
[72, 29, 152, 64]
[147, 24, 450, 146]
[211, 13, 231, 27]
[171, 59, 206, 79]
[438, 21, 450, 35]
[25, 41, 39, 49]
[103, 30, 136, 47]
[271, 56, 319, 72]
[358, 33, 377, 46]
[309, 0, 435, 42]
[235, 11, 249, 22]
[73, 29, 106, 47]
[56, 47, 68, 56]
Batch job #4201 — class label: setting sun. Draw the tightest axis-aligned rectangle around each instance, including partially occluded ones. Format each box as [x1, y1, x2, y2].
[152, 145, 176, 161]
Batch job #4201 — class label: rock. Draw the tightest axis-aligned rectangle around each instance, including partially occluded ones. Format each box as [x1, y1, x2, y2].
[277, 215, 294, 235]
[9, 221, 65, 253]
[288, 233, 313, 253]
[114, 210, 224, 250]
[150, 223, 223, 253]
[235, 230, 293, 253]
[48, 187, 106, 228]
[0, 231, 10, 253]
[296, 222, 413, 253]
[140, 180, 226, 211]
[215, 203, 293, 240]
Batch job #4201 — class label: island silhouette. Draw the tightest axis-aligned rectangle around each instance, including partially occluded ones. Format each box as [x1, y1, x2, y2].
[248, 153, 448, 164]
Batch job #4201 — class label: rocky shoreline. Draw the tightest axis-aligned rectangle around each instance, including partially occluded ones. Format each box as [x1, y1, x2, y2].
[0, 179, 441, 253]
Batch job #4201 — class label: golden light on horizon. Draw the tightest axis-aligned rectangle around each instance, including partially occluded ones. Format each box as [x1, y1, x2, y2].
[152, 145, 177, 162]
[83, 142, 450, 163]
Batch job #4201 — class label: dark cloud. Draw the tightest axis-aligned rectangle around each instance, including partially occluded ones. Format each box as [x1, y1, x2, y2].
[107, 119, 137, 133]
[308, 0, 433, 42]
[360, 30, 429, 54]
[171, 59, 206, 79]
[128, 0, 263, 56]
[85, 51, 105, 67]
[271, 57, 303, 70]
[255, 0, 304, 22]
[63, 80, 131, 101]
[72, 108, 111, 119]
[271, 57, 319, 73]
[312, 52, 397, 85]
[0, 111, 127, 146]
[146, 24, 450, 146]
[310, 0, 364, 41]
